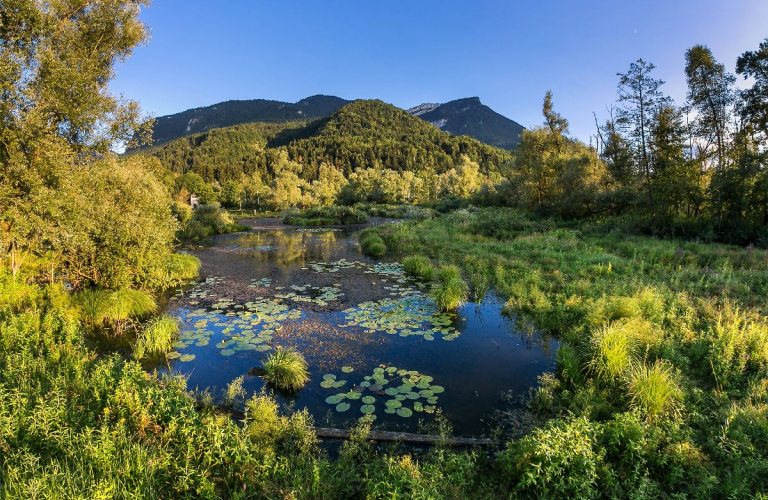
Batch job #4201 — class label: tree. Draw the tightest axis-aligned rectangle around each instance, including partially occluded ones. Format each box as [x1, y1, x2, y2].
[685, 45, 736, 171]
[220, 180, 245, 209]
[736, 38, 768, 143]
[616, 59, 671, 207]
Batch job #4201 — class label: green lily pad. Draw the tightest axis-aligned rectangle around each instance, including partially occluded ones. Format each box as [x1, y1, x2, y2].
[220, 349, 236, 356]
[341, 366, 353, 373]
[430, 385, 444, 394]
[360, 405, 375, 414]
[396, 408, 413, 417]
[413, 402, 423, 412]
[336, 402, 350, 412]
[385, 387, 399, 396]
[179, 354, 196, 362]
[385, 399, 402, 409]
[362, 396, 376, 404]
[167, 351, 182, 359]
[320, 380, 335, 389]
[325, 394, 345, 404]
[368, 384, 383, 392]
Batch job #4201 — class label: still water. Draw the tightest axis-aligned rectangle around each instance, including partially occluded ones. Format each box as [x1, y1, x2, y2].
[163, 224, 556, 436]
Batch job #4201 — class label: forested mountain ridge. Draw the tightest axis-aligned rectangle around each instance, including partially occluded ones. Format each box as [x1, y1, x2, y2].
[407, 97, 525, 149]
[143, 94, 525, 150]
[146, 95, 350, 147]
[141, 99, 513, 185]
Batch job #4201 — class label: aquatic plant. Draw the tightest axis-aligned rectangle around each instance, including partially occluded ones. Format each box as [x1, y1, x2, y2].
[77, 288, 156, 334]
[224, 375, 248, 407]
[431, 265, 468, 311]
[133, 314, 179, 360]
[261, 347, 310, 391]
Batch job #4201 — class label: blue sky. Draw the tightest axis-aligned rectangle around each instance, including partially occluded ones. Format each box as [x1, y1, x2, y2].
[110, 0, 768, 143]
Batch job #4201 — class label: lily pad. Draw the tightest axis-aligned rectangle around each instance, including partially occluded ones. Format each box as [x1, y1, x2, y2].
[325, 394, 345, 404]
[336, 402, 350, 412]
[179, 354, 196, 362]
[220, 349, 236, 356]
[360, 405, 375, 414]
[396, 408, 413, 417]
[341, 366, 353, 373]
[362, 396, 376, 404]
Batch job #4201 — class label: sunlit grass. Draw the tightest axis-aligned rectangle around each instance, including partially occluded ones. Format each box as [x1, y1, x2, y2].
[431, 265, 468, 311]
[261, 347, 310, 391]
[133, 314, 179, 360]
[626, 360, 682, 421]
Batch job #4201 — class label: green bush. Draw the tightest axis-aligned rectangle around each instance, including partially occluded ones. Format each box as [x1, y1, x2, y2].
[708, 304, 768, 390]
[431, 265, 468, 311]
[180, 203, 248, 240]
[587, 322, 638, 383]
[261, 347, 310, 391]
[283, 206, 369, 225]
[402, 255, 435, 281]
[361, 234, 387, 257]
[499, 416, 603, 499]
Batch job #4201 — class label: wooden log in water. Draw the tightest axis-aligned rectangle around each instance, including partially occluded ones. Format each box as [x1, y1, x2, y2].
[207, 404, 492, 446]
[313, 427, 493, 446]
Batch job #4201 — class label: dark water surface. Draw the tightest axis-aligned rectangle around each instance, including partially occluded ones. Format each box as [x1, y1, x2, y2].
[163, 225, 557, 436]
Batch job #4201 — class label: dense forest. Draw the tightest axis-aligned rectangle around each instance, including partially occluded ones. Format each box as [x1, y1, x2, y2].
[1, 0, 768, 498]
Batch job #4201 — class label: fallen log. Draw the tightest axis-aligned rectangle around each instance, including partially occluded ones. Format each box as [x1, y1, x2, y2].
[313, 427, 493, 447]
[206, 404, 493, 446]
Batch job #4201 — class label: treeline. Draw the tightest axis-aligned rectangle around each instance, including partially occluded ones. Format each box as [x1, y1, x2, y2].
[486, 43, 768, 245]
[140, 100, 512, 210]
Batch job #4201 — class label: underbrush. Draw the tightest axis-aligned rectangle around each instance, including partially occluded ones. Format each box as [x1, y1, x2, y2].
[282, 205, 369, 226]
[180, 203, 250, 240]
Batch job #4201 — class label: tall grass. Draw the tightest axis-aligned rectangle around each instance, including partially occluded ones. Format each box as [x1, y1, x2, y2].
[626, 361, 682, 421]
[431, 265, 468, 311]
[261, 347, 310, 391]
[77, 288, 156, 335]
[709, 304, 768, 390]
[133, 314, 179, 360]
[360, 234, 387, 257]
[587, 322, 638, 382]
[402, 255, 435, 281]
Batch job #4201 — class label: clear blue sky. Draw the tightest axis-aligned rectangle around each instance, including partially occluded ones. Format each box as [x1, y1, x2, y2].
[110, 0, 768, 143]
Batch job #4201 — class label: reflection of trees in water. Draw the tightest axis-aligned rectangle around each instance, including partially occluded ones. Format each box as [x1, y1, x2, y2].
[228, 230, 341, 266]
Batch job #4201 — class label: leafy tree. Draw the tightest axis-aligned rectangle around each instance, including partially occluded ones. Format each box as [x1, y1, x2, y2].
[736, 38, 768, 143]
[616, 59, 671, 207]
[685, 45, 736, 171]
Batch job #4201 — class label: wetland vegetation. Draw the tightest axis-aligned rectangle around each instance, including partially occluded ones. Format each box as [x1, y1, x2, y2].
[1, 1, 767, 498]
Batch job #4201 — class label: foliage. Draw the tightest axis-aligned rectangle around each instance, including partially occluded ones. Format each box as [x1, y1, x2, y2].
[403, 255, 435, 281]
[133, 314, 179, 360]
[360, 234, 387, 257]
[431, 265, 468, 311]
[626, 361, 682, 421]
[180, 203, 248, 240]
[261, 347, 310, 392]
[282, 205, 368, 226]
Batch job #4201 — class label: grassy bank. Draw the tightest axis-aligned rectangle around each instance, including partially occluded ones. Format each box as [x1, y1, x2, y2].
[363, 207, 768, 498]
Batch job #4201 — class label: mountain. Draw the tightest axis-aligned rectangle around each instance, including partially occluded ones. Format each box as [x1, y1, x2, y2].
[407, 97, 524, 150]
[147, 95, 350, 147]
[141, 99, 513, 184]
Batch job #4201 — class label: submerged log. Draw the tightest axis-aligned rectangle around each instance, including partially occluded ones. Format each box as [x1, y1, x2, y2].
[313, 427, 493, 447]
[207, 404, 492, 446]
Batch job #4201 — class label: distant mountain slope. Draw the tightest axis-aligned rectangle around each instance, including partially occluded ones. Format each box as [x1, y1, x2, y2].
[141, 99, 513, 184]
[147, 95, 350, 146]
[407, 97, 524, 150]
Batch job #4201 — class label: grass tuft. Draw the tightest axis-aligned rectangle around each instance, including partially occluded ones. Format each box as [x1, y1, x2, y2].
[261, 347, 310, 391]
[626, 360, 682, 421]
[402, 255, 435, 281]
[431, 265, 468, 311]
[587, 322, 637, 382]
[133, 314, 179, 360]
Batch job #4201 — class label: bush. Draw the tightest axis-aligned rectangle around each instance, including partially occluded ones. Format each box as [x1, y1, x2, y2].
[282, 206, 369, 226]
[708, 304, 768, 390]
[180, 203, 248, 240]
[261, 347, 310, 391]
[133, 314, 179, 360]
[361, 234, 387, 257]
[431, 265, 468, 311]
[499, 416, 602, 499]
[402, 255, 434, 281]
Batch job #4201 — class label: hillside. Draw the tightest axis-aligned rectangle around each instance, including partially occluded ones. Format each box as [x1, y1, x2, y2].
[143, 99, 513, 184]
[407, 97, 525, 150]
[147, 95, 350, 146]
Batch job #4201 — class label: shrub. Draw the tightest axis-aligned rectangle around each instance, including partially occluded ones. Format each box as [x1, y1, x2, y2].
[431, 265, 468, 311]
[261, 347, 310, 391]
[588, 322, 638, 383]
[499, 416, 602, 499]
[245, 391, 316, 452]
[626, 360, 682, 422]
[223, 375, 247, 407]
[180, 203, 247, 240]
[360, 235, 387, 257]
[708, 304, 768, 390]
[402, 255, 434, 281]
[557, 343, 583, 386]
[133, 314, 179, 360]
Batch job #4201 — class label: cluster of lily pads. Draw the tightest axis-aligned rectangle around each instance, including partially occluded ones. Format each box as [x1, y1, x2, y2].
[274, 284, 343, 306]
[321, 365, 443, 420]
[174, 276, 226, 305]
[248, 277, 272, 288]
[170, 297, 301, 359]
[304, 260, 406, 278]
[342, 293, 459, 341]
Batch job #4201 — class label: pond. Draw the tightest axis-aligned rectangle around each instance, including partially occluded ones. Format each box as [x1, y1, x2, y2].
[162, 222, 557, 436]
